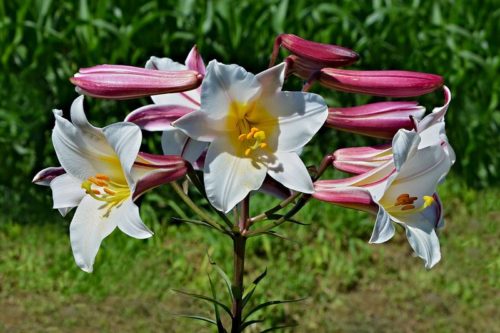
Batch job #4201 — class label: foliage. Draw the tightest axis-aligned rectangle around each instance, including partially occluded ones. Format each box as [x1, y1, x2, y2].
[0, 0, 498, 222]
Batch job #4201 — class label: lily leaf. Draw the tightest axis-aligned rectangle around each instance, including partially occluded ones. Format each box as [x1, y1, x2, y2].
[174, 314, 217, 326]
[243, 298, 306, 322]
[242, 268, 267, 308]
[172, 289, 233, 318]
[208, 256, 234, 301]
[240, 319, 264, 331]
[208, 273, 228, 333]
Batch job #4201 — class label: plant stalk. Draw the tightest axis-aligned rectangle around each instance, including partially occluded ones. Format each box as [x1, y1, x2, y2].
[231, 197, 249, 332]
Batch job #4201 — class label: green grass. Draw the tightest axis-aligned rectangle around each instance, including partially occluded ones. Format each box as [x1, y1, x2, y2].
[1, 177, 498, 332]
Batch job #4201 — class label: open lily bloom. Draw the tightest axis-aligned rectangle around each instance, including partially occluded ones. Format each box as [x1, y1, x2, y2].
[314, 129, 452, 268]
[44, 96, 186, 272]
[125, 46, 207, 165]
[333, 86, 454, 175]
[174, 60, 328, 212]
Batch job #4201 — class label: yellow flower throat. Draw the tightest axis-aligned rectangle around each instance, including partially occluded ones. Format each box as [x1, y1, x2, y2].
[385, 193, 434, 215]
[81, 173, 130, 217]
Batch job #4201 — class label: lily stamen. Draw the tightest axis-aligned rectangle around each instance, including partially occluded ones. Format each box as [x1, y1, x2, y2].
[238, 127, 268, 156]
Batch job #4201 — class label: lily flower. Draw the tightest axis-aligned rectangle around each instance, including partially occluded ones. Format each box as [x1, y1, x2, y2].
[174, 60, 328, 212]
[314, 129, 452, 268]
[318, 68, 444, 97]
[125, 46, 208, 165]
[270, 34, 359, 68]
[326, 101, 425, 139]
[42, 96, 187, 272]
[332, 87, 454, 175]
[70, 64, 203, 100]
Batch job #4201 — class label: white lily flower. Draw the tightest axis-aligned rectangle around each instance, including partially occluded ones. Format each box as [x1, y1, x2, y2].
[174, 60, 328, 212]
[315, 128, 452, 268]
[47, 96, 186, 272]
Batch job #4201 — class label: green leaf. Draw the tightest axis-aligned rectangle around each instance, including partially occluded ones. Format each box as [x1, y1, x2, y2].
[208, 257, 234, 301]
[175, 314, 217, 326]
[240, 319, 264, 331]
[242, 268, 267, 308]
[171, 217, 220, 231]
[172, 289, 233, 318]
[243, 298, 306, 322]
[208, 273, 228, 333]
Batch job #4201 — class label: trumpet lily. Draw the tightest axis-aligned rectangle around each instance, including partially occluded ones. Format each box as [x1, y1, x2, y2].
[41, 96, 187, 272]
[70, 64, 203, 100]
[314, 129, 452, 268]
[332, 87, 454, 175]
[174, 61, 328, 212]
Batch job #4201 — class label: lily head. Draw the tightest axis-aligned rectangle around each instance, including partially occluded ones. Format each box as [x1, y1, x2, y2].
[45, 96, 186, 272]
[315, 129, 452, 268]
[174, 60, 328, 212]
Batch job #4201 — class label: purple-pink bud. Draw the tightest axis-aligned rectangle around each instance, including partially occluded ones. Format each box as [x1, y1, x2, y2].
[70, 65, 203, 100]
[326, 101, 425, 139]
[271, 34, 359, 67]
[312, 185, 378, 214]
[319, 68, 444, 97]
[333, 144, 392, 175]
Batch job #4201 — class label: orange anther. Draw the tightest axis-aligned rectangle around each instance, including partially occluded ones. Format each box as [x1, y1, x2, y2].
[238, 134, 247, 141]
[95, 174, 110, 181]
[401, 204, 415, 211]
[260, 143, 267, 149]
[104, 188, 116, 195]
[397, 193, 410, 201]
[92, 189, 101, 195]
[244, 148, 252, 156]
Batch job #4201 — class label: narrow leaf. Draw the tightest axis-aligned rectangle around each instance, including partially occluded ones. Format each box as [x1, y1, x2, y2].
[243, 298, 306, 322]
[172, 289, 233, 318]
[208, 274, 228, 333]
[175, 314, 217, 326]
[242, 268, 267, 308]
[240, 319, 264, 330]
[209, 257, 234, 301]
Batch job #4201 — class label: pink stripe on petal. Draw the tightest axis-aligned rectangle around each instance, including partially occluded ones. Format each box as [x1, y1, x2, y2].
[125, 105, 195, 131]
[32, 167, 66, 185]
[312, 186, 378, 213]
[185, 45, 206, 76]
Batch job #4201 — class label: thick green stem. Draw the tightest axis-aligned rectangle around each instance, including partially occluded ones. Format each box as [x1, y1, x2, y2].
[231, 196, 249, 333]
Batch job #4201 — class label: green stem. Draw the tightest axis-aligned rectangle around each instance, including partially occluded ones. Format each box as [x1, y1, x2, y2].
[170, 182, 227, 233]
[231, 196, 249, 333]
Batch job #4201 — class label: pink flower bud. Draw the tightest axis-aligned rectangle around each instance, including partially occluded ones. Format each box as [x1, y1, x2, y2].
[326, 101, 425, 139]
[312, 185, 378, 213]
[70, 65, 203, 100]
[333, 144, 392, 175]
[319, 68, 444, 97]
[271, 34, 359, 67]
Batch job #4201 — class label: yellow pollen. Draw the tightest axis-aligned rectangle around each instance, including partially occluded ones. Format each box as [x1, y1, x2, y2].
[238, 126, 268, 157]
[81, 174, 130, 218]
[95, 174, 110, 181]
[244, 148, 252, 156]
[238, 134, 247, 141]
[260, 143, 267, 149]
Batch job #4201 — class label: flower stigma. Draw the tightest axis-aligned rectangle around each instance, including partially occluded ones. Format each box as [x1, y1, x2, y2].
[384, 193, 434, 215]
[81, 173, 130, 217]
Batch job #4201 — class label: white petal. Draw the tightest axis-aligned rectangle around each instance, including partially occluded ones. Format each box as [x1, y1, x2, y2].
[204, 138, 267, 212]
[161, 128, 207, 163]
[114, 199, 153, 239]
[50, 174, 85, 215]
[200, 60, 261, 118]
[259, 91, 327, 152]
[145, 56, 186, 71]
[384, 145, 451, 206]
[369, 207, 395, 243]
[267, 151, 313, 193]
[173, 110, 230, 142]
[405, 220, 441, 269]
[255, 63, 285, 94]
[69, 196, 118, 273]
[418, 123, 444, 149]
[392, 129, 420, 171]
[70, 95, 103, 138]
[52, 110, 116, 181]
[103, 122, 142, 189]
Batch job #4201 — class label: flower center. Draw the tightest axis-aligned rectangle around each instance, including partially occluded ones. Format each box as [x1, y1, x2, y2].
[81, 173, 130, 217]
[238, 126, 268, 156]
[385, 193, 434, 215]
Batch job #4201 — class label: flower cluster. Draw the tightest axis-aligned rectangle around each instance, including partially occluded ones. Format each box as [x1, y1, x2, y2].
[34, 34, 453, 274]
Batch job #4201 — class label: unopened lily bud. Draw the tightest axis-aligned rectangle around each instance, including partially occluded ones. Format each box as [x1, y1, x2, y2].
[271, 34, 359, 67]
[312, 185, 378, 214]
[319, 68, 444, 97]
[70, 65, 203, 100]
[326, 101, 425, 139]
[333, 144, 392, 175]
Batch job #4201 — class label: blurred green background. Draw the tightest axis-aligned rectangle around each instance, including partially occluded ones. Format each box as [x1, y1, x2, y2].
[0, 0, 498, 332]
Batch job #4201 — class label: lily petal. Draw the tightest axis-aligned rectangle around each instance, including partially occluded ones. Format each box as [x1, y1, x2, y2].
[161, 128, 207, 163]
[50, 174, 86, 216]
[69, 196, 118, 273]
[32, 166, 66, 186]
[114, 199, 153, 239]
[255, 63, 286, 94]
[185, 45, 206, 75]
[392, 129, 420, 171]
[260, 91, 327, 152]
[369, 207, 396, 243]
[204, 138, 267, 212]
[267, 151, 313, 193]
[405, 219, 441, 269]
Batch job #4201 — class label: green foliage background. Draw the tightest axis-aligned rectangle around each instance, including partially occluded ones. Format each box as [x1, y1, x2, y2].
[0, 0, 499, 332]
